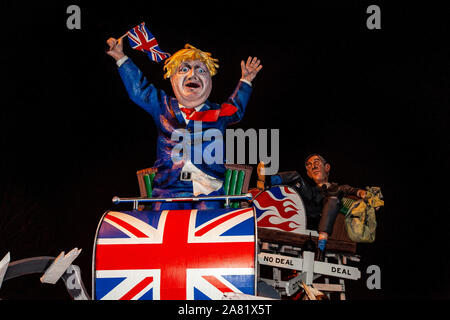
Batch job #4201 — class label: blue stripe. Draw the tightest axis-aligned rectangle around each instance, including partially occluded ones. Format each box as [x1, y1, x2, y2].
[95, 277, 125, 300]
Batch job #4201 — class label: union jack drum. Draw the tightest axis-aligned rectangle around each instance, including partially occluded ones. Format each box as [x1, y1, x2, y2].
[93, 208, 257, 300]
[251, 185, 307, 235]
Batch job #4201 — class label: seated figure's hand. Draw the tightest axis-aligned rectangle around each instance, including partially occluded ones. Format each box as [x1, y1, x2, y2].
[357, 189, 367, 199]
[257, 161, 265, 190]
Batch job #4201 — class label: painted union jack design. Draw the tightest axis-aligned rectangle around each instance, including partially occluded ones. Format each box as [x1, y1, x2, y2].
[252, 186, 307, 234]
[94, 208, 256, 300]
[127, 22, 171, 62]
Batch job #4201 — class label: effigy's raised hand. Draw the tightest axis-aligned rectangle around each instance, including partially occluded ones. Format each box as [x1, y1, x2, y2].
[106, 37, 125, 61]
[241, 56, 263, 83]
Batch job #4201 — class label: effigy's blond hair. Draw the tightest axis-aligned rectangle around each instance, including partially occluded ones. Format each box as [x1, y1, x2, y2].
[163, 44, 219, 79]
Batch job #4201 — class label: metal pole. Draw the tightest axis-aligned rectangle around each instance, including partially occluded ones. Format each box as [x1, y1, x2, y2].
[112, 193, 253, 206]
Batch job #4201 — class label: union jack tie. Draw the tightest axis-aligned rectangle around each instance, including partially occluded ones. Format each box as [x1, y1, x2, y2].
[180, 103, 237, 122]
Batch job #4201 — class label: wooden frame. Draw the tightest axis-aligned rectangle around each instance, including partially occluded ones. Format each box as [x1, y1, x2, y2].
[258, 214, 357, 254]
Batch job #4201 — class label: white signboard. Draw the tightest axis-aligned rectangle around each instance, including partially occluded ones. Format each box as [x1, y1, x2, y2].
[258, 252, 361, 281]
[258, 252, 303, 271]
[313, 261, 361, 280]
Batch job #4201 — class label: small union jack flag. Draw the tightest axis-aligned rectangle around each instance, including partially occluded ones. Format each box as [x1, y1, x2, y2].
[127, 22, 171, 62]
[94, 208, 256, 300]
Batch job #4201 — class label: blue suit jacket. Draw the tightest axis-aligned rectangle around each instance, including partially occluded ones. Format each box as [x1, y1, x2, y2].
[118, 58, 253, 196]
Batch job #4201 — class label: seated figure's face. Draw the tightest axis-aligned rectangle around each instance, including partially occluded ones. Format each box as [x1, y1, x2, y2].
[170, 59, 212, 107]
[305, 155, 330, 185]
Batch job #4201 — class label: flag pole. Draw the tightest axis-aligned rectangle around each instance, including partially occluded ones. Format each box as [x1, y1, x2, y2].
[118, 32, 128, 41]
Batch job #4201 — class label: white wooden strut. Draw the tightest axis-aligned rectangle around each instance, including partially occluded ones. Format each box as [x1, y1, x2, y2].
[40, 248, 82, 284]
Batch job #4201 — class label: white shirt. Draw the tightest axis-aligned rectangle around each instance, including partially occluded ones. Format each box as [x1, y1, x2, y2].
[178, 103, 223, 196]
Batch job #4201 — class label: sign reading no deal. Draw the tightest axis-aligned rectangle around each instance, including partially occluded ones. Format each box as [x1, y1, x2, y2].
[258, 252, 360, 281]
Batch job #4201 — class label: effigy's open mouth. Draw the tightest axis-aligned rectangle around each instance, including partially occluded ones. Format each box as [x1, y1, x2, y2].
[185, 82, 201, 88]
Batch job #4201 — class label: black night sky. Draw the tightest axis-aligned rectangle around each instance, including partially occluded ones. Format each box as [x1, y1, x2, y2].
[0, 1, 449, 302]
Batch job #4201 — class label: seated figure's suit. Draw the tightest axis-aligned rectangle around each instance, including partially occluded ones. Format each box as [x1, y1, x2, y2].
[117, 57, 253, 210]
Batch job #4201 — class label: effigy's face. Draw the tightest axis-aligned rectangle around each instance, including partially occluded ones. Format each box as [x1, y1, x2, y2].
[170, 59, 212, 107]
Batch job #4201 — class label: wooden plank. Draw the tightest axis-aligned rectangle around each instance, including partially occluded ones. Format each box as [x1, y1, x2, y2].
[0, 252, 10, 289]
[313, 283, 345, 292]
[40, 248, 81, 284]
[330, 214, 354, 243]
[257, 228, 357, 254]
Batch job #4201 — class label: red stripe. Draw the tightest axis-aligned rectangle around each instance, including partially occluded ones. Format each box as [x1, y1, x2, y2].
[95, 242, 254, 270]
[105, 214, 148, 238]
[202, 275, 234, 293]
[195, 209, 250, 237]
[119, 277, 153, 300]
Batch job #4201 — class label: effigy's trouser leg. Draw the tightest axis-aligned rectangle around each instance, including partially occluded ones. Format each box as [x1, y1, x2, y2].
[318, 196, 341, 236]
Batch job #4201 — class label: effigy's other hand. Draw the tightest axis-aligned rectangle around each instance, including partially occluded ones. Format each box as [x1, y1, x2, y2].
[241, 56, 263, 83]
[106, 37, 125, 61]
